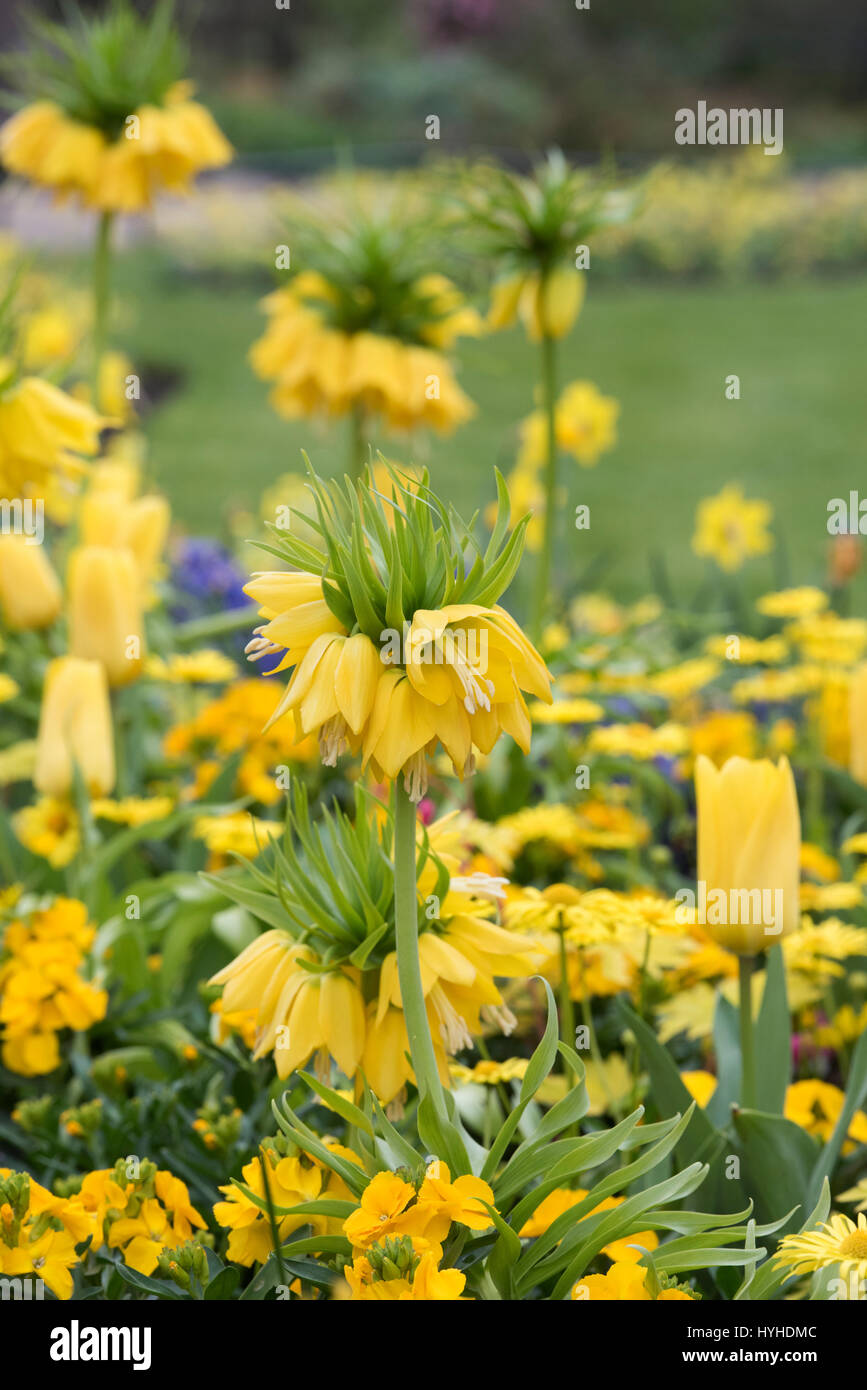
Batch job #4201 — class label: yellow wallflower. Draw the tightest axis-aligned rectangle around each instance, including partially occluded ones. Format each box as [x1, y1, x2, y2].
[12, 797, 81, 868]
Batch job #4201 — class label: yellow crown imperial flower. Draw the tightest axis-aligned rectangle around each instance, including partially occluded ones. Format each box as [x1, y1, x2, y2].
[206, 785, 540, 1103]
[244, 462, 552, 801]
[0, 1, 231, 213]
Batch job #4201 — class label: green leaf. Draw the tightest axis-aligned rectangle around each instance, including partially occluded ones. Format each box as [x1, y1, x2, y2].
[204, 1267, 240, 1300]
[809, 1025, 867, 1200]
[200, 872, 290, 931]
[483, 1200, 522, 1300]
[620, 1001, 726, 1174]
[550, 1162, 708, 1299]
[298, 1073, 374, 1136]
[417, 1091, 471, 1177]
[735, 1178, 831, 1301]
[112, 1263, 184, 1300]
[518, 980, 560, 1105]
[732, 1107, 819, 1229]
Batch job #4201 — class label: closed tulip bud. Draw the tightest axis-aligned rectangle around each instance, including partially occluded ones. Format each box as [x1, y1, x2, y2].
[67, 544, 144, 686]
[34, 656, 115, 797]
[850, 664, 867, 786]
[79, 489, 124, 547]
[122, 494, 170, 588]
[0, 534, 62, 630]
[694, 754, 801, 954]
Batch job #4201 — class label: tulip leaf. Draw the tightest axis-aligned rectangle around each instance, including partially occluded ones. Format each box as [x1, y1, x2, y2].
[809, 1024, 867, 1199]
[754, 945, 791, 1114]
[731, 1107, 819, 1229]
[706, 992, 741, 1127]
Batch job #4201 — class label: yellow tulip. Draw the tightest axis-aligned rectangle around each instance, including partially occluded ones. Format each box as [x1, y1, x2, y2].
[850, 664, 867, 785]
[79, 490, 122, 547]
[0, 534, 62, 630]
[67, 545, 144, 686]
[34, 656, 115, 797]
[122, 495, 170, 589]
[694, 754, 801, 954]
[79, 488, 169, 602]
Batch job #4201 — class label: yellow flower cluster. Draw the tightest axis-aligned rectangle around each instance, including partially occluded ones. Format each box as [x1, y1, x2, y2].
[0, 898, 107, 1075]
[247, 573, 551, 799]
[0, 1158, 205, 1297]
[0, 1169, 90, 1300]
[209, 873, 539, 1103]
[0, 86, 232, 212]
[0, 375, 103, 500]
[214, 1143, 356, 1267]
[164, 678, 316, 805]
[250, 273, 476, 434]
[340, 1163, 494, 1300]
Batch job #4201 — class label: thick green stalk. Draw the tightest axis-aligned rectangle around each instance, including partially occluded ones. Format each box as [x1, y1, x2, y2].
[174, 604, 258, 645]
[531, 331, 558, 640]
[557, 929, 577, 1080]
[92, 211, 115, 402]
[738, 954, 757, 1108]
[393, 779, 448, 1118]
[350, 403, 368, 479]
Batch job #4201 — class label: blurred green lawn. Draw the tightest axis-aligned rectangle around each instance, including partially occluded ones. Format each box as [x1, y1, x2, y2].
[119, 253, 867, 602]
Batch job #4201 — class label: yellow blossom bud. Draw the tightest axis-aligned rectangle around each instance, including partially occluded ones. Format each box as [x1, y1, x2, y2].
[522, 268, 585, 341]
[694, 754, 801, 954]
[67, 544, 144, 685]
[34, 655, 115, 797]
[850, 664, 867, 786]
[0, 533, 62, 630]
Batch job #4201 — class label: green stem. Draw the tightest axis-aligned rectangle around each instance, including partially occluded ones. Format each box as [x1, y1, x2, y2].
[173, 604, 258, 645]
[350, 404, 368, 480]
[92, 210, 114, 402]
[393, 779, 448, 1118]
[531, 330, 558, 641]
[557, 929, 577, 1079]
[738, 954, 757, 1109]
